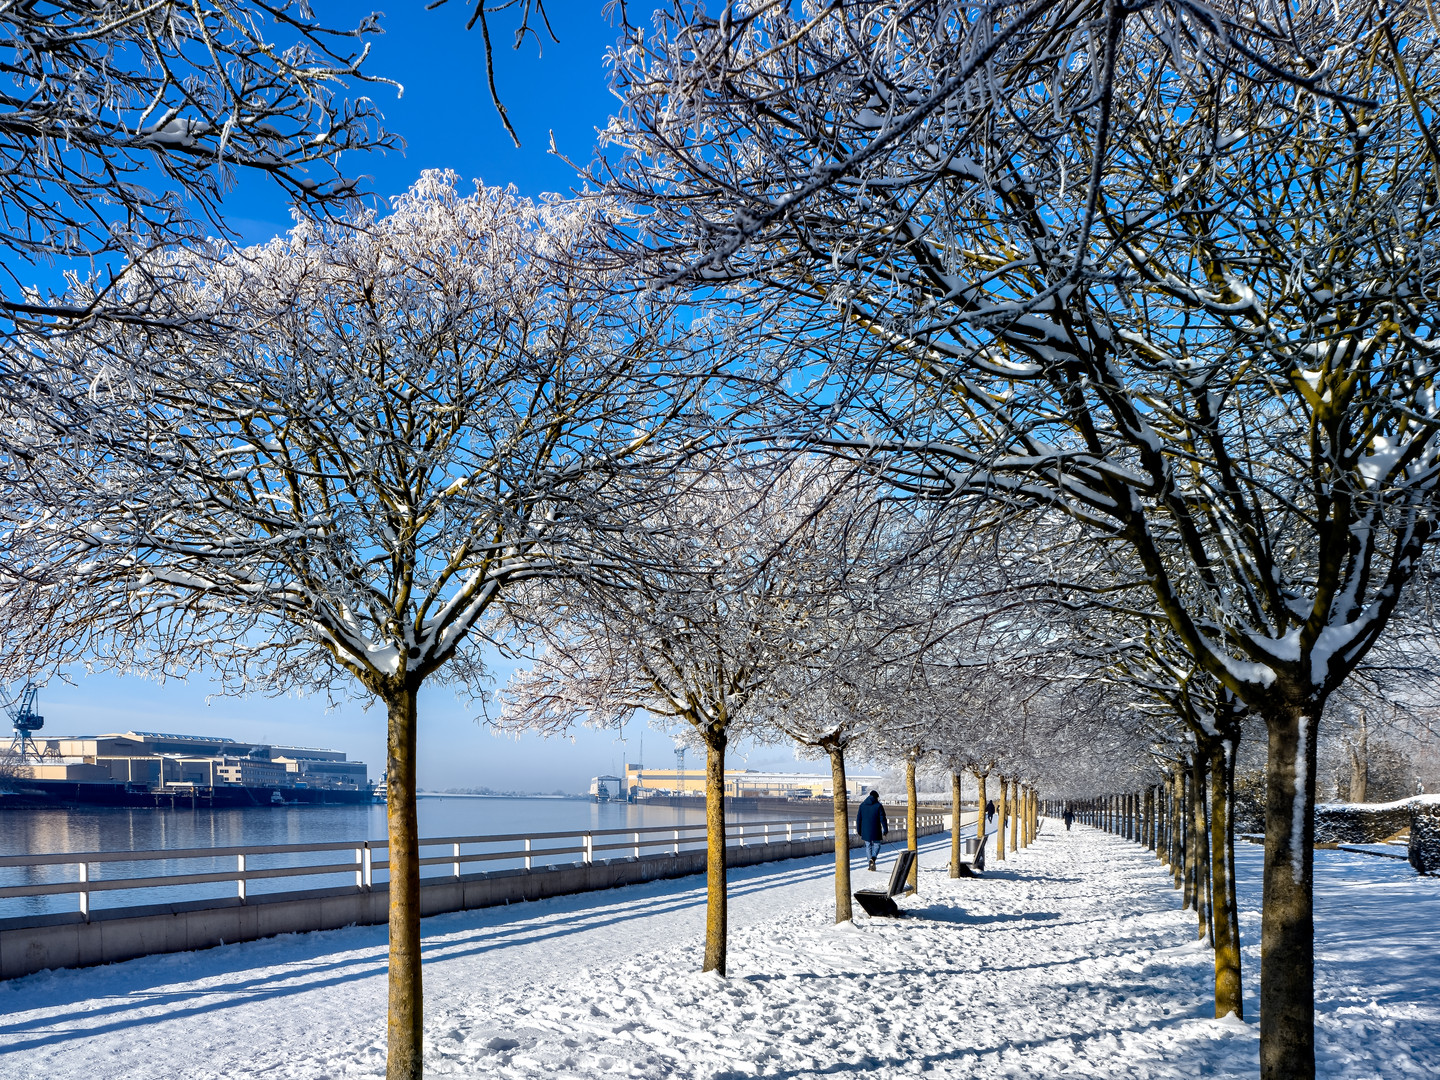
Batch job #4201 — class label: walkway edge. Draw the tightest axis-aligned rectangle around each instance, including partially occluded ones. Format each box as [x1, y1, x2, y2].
[1, 826, 943, 980]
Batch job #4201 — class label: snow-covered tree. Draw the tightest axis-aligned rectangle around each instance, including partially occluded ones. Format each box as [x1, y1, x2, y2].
[2, 173, 715, 1080]
[502, 455, 881, 971]
[603, 1, 1362, 285]
[0, 1, 394, 331]
[607, 6, 1440, 1073]
[0, 1, 399, 680]
[763, 661, 881, 919]
[757, 498, 957, 920]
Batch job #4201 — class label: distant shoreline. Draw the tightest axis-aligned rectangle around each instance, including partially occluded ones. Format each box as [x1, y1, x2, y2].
[415, 791, 583, 800]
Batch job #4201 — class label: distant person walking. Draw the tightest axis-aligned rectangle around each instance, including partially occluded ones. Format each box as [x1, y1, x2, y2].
[975, 798, 997, 871]
[1063, 807, 1075, 831]
[856, 790, 890, 871]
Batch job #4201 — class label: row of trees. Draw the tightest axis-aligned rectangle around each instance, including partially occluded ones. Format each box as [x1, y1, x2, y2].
[600, 5, 1440, 1079]
[7, 4, 1440, 1080]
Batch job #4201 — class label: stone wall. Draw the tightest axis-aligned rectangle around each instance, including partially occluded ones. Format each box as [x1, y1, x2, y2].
[1314, 799, 1415, 844]
[1409, 799, 1440, 875]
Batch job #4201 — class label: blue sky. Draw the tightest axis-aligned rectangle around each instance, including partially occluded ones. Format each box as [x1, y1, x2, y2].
[34, 1, 826, 792]
[221, 0, 627, 241]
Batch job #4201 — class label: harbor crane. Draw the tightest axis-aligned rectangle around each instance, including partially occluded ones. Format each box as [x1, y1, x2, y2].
[5, 683, 45, 762]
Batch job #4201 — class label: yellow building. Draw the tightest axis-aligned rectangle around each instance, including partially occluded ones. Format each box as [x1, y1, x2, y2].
[623, 764, 880, 800]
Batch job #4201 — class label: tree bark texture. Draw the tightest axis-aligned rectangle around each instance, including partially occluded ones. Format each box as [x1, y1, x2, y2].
[1192, 751, 1212, 944]
[1347, 711, 1369, 803]
[974, 771, 988, 866]
[1207, 736, 1243, 1019]
[996, 777, 1007, 861]
[385, 684, 423, 1080]
[703, 731, 729, 974]
[1157, 785, 1168, 861]
[828, 744, 852, 923]
[1182, 766, 1197, 910]
[1171, 769, 1186, 892]
[1260, 705, 1320, 1080]
[950, 771, 965, 877]
[905, 756, 919, 892]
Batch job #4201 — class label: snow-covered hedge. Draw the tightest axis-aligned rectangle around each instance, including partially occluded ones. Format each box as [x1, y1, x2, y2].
[1409, 798, 1440, 876]
[1313, 798, 1416, 844]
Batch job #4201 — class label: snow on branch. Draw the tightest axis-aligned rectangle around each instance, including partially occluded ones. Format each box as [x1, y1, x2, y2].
[2, 173, 724, 702]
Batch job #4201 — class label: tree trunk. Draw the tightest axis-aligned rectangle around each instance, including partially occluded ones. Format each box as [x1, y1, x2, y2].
[950, 771, 965, 877]
[1011, 782, 1020, 853]
[1152, 786, 1161, 856]
[1183, 764, 1197, 910]
[1158, 784, 1168, 861]
[996, 776, 1007, 861]
[703, 730, 729, 974]
[1260, 704, 1320, 1080]
[385, 683, 423, 1080]
[974, 771, 988, 867]
[1192, 751, 1212, 943]
[1347, 710, 1368, 803]
[827, 744, 852, 923]
[905, 756, 919, 892]
[1207, 735, 1243, 1019]
[1173, 771, 1186, 885]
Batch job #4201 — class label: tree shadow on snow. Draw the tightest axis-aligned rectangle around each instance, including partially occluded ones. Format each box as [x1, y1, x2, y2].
[894, 905, 1063, 925]
[940, 866, 1083, 885]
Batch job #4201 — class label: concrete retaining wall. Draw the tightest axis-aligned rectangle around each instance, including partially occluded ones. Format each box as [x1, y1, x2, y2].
[1, 823, 943, 981]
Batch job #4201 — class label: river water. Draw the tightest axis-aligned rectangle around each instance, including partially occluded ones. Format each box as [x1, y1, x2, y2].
[0, 796, 824, 921]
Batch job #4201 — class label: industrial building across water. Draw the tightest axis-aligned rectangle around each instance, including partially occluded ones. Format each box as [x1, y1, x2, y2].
[589, 764, 883, 802]
[1, 729, 373, 807]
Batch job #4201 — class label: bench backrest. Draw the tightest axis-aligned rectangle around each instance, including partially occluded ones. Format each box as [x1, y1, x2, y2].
[886, 849, 916, 896]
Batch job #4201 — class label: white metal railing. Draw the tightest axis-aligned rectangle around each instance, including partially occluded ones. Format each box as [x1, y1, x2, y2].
[0, 810, 949, 923]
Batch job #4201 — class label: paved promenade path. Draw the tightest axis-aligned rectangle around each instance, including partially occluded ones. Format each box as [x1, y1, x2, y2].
[1, 823, 1435, 1078]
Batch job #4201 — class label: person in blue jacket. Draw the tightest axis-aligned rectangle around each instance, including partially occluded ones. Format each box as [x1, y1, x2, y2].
[856, 789, 890, 871]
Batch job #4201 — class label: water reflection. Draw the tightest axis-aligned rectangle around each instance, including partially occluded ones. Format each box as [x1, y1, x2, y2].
[0, 797, 802, 919]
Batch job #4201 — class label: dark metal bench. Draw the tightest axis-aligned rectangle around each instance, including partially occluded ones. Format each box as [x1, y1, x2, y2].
[853, 848, 916, 918]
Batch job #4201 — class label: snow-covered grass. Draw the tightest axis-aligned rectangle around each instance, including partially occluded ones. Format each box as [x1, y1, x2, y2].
[0, 824, 1435, 1078]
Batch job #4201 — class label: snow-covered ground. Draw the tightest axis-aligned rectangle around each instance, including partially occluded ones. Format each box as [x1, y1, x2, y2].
[1, 823, 1435, 1078]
